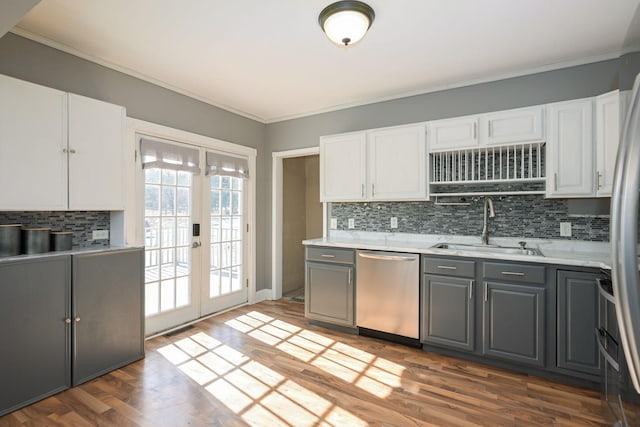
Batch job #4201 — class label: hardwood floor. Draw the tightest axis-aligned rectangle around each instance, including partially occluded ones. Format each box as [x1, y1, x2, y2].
[0, 300, 617, 426]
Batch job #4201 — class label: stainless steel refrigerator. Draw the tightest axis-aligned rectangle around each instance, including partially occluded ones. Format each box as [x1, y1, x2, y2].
[610, 71, 640, 425]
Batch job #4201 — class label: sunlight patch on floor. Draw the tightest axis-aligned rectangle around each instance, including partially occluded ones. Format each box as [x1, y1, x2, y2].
[157, 313, 370, 426]
[225, 310, 407, 399]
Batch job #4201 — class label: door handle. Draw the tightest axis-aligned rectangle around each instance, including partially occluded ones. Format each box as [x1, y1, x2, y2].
[436, 265, 457, 270]
[358, 252, 415, 261]
[469, 280, 474, 299]
[192, 241, 202, 248]
[501, 271, 525, 276]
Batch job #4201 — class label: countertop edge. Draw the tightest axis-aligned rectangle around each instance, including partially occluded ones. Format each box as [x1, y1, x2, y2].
[0, 245, 144, 264]
[303, 239, 611, 270]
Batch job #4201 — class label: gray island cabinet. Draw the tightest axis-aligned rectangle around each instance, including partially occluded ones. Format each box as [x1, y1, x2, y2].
[0, 248, 144, 416]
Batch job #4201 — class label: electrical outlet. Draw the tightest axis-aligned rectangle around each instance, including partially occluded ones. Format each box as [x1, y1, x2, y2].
[348, 218, 355, 229]
[560, 222, 572, 237]
[92, 230, 109, 240]
[390, 217, 398, 229]
[330, 218, 337, 229]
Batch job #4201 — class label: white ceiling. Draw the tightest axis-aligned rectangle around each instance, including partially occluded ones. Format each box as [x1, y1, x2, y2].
[11, 0, 640, 123]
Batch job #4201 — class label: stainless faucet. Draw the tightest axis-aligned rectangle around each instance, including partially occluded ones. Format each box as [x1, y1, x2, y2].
[481, 197, 495, 245]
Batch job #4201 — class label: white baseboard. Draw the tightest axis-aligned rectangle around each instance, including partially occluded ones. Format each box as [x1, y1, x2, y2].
[254, 288, 273, 302]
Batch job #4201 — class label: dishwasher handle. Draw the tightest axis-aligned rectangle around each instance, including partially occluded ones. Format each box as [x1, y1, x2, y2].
[358, 252, 416, 262]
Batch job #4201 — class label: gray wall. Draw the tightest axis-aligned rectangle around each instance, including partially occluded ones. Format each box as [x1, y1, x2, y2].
[263, 53, 640, 291]
[2, 30, 640, 293]
[0, 32, 270, 290]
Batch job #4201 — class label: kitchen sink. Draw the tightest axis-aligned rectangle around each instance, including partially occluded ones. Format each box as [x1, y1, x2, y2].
[431, 243, 544, 257]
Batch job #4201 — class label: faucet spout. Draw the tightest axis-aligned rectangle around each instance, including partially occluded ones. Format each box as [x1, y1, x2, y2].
[481, 197, 495, 245]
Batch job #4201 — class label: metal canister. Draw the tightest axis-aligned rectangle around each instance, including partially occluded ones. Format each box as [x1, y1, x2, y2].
[0, 224, 22, 257]
[21, 228, 51, 254]
[50, 231, 73, 251]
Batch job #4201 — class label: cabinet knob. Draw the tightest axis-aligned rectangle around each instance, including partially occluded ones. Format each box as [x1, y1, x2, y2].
[75, 317, 81, 323]
[64, 318, 71, 324]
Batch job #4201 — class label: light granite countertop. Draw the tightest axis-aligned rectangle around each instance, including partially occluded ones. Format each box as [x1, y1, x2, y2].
[303, 231, 612, 269]
[0, 245, 144, 264]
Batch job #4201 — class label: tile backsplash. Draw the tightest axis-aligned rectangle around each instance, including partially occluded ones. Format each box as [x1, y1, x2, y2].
[330, 196, 610, 242]
[0, 211, 110, 247]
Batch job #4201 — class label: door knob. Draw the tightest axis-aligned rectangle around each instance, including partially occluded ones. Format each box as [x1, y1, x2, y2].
[192, 241, 202, 248]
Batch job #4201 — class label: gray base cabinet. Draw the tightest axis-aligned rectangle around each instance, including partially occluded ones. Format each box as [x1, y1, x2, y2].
[557, 270, 600, 378]
[422, 275, 474, 351]
[73, 249, 145, 386]
[305, 247, 355, 328]
[0, 248, 144, 416]
[0, 256, 71, 416]
[483, 281, 545, 367]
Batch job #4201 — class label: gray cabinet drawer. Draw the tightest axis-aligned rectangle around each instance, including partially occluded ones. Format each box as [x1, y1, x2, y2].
[306, 247, 354, 264]
[423, 257, 475, 278]
[483, 262, 545, 284]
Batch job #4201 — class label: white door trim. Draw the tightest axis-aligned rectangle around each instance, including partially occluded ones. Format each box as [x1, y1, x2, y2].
[125, 118, 258, 331]
[271, 146, 322, 301]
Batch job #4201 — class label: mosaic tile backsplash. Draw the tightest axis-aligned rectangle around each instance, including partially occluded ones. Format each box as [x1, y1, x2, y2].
[0, 211, 110, 247]
[330, 196, 610, 242]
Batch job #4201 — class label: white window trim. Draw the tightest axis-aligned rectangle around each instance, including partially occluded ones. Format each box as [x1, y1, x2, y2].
[123, 117, 258, 303]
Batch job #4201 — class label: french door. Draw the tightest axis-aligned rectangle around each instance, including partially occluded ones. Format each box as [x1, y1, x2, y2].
[143, 142, 248, 335]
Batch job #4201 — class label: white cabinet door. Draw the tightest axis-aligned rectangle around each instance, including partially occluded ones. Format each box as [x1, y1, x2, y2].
[0, 75, 68, 210]
[68, 94, 125, 210]
[595, 90, 620, 197]
[368, 124, 426, 200]
[427, 116, 478, 152]
[546, 99, 594, 198]
[320, 132, 366, 202]
[483, 105, 544, 146]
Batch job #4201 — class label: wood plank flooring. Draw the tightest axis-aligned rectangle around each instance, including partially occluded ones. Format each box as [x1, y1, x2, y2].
[0, 300, 619, 426]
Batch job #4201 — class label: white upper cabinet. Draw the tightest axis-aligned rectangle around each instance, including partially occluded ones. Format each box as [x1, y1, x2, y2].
[0, 75, 126, 211]
[0, 75, 68, 210]
[427, 116, 478, 152]
[368, 124, 426, 200]
[68, 94, 125, 210]
[320, 124, 427, 202]
[594, 90, 622, 197]
[546, 98, 594, 198]
[320, 132, 367, 202]
[482, 105, 544, 146]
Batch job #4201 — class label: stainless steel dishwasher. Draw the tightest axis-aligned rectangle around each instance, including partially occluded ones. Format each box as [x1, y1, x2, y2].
[356, 250, 420, 345]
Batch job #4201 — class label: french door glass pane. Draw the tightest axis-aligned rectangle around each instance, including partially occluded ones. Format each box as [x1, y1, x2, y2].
[209, 176, 243, 299]
[145, 169, 193, 317]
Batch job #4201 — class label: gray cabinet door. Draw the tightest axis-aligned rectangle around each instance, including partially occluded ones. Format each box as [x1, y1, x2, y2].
[72, 249, 144, 386]
[557, 270, 600, 377]
[422, 275, 474, 351]
[0, 256, 71, 416]
[483, 281, 545, 367]
[305, 261, 354, 327]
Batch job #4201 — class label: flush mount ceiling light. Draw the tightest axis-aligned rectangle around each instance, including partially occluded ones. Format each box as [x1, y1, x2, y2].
[319, 1, 375, 47]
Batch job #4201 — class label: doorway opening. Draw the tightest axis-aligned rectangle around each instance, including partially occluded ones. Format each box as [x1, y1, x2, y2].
[272, 147, 323, 301]
[282, 155, 323, 301]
